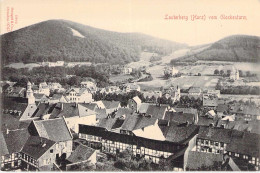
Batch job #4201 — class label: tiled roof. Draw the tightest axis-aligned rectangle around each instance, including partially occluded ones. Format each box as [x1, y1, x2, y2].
[230, 104, 260, 116]
[217, 120, 260, 134]
[197, 116, 218, 127]
[226, 132, 260, 157]
[1, 113, 31, 131]
[8, 87, 26, 97]
[159, 121, 199, 143]
[164, 111, 195, 124]
[33, 93, 47, 100]
[121, 105, 168, 131]
[2, 97, 28, 113]
[173, 107, 198, 115]
[3, 128, 30, 154]
[32, 118, 72, 142]
[186, 151, 223, 170]
[216, 104, 229, 113]
[21, 136, 55, 159]
[79, 103, 97, 111]
[97, 118, 117, 131]
[132, 96, 142, 105]
[65, 88, 89, 95]
[138, 103, 150, 114]
[197, 126, 233, 144]
[95, 108, 107, 119]
[114, 108, 132, 118]
[67, 144, 95, 163]
[102, 100, 120, 109]
[50, 94, 63, 100]
[0, 132, 9, 156]
[122, 114, 158, 131]
[33, 103, 55, 118]
[145, 104, 168, 119]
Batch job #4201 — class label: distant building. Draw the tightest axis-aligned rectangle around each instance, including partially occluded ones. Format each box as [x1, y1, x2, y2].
[80, 81, 97, 93]
[65, 88, 93, 103]
[188, 87, 202, 98]
[33, 82, 50, 96]
[163, 86, 181, 102]
[48, 82, 62, 91]
[122, 67, 133, 74]
[164, 66, 179, 77]
[122, 83, 140, 93]
[128, 96, 142, 112]
[229, 104, 260, 121]
[100, 86, 121, 94]
[203, 93, 218, 108]
[230, 68, 239, 80]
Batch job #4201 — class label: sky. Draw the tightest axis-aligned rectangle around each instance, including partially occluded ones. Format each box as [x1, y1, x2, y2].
[1, 0, 260, 46]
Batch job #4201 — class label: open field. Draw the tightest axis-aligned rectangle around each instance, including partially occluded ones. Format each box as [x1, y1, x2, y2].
[5, 63, 41, 70]
[110, 74, 133, 83]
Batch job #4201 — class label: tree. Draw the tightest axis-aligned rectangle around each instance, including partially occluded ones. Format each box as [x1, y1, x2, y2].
[220, 70, 224, 76]
[214, 69, 219, 75]
[227, 70, 231, 76]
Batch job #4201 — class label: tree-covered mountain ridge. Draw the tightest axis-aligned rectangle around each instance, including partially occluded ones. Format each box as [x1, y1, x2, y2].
[1, 19, 186, 65]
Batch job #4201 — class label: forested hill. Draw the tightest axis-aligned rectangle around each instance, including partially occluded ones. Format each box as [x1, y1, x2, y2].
[171, 35, 260, 64]
[1, 20, 186, 65]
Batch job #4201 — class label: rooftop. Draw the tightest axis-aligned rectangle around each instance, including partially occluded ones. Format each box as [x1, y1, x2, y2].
[21, 136, 55, 159]
[67, 144, 95, 164]
[31, 118, 72, 142]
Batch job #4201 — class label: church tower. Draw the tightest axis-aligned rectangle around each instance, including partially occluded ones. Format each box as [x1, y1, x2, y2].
[26, 81, 35, 104]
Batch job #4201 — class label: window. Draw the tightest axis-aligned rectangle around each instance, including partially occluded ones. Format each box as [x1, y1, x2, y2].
[50, 149, 53, 153]
[215, 142, 219, 146]
[235, 153, 239, 157]
[220, 142, 224, 147]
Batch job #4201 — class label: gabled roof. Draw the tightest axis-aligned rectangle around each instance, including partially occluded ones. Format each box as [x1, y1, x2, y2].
[3, 128, 30, 154]
[102, 100, 120, 109]
[2, 97, 28, 113]
[132, 96, 142, 105]
[197, 126, 233, 144]
[21, 136, 55, 159]
[145, 104, 168, 119]
[173, 107, 198, 115]
[80, 103, 97, 111]
[95, 108, 107, 119]
[67, 144, 95, 164]
[114, 108, 132, 118]
[138, 103, 150, 114]
[50, 94, 63, 100]
[216, 104, 229, 113]
[32, 118, 72, 142]
[0, 132, 9, 156]
[197, 116, 218, 127]
[217, 120, 260, 135]
[65, 88, 89, 95]
[97, 118, 117, 131]
[33, 93, 47, 100]
[159, 121, 199, 143]
[230, 103, 260, 116]
[121, 113, 157, 131]
[226, 132, 260, 157]
[1, 113, 31, 131]
[164, 111, 195, 124]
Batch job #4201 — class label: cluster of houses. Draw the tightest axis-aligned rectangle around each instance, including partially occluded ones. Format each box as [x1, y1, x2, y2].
[1, 79, 260, 171]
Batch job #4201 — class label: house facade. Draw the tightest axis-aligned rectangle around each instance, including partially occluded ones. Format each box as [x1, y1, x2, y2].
[65, 88, 93, 103]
